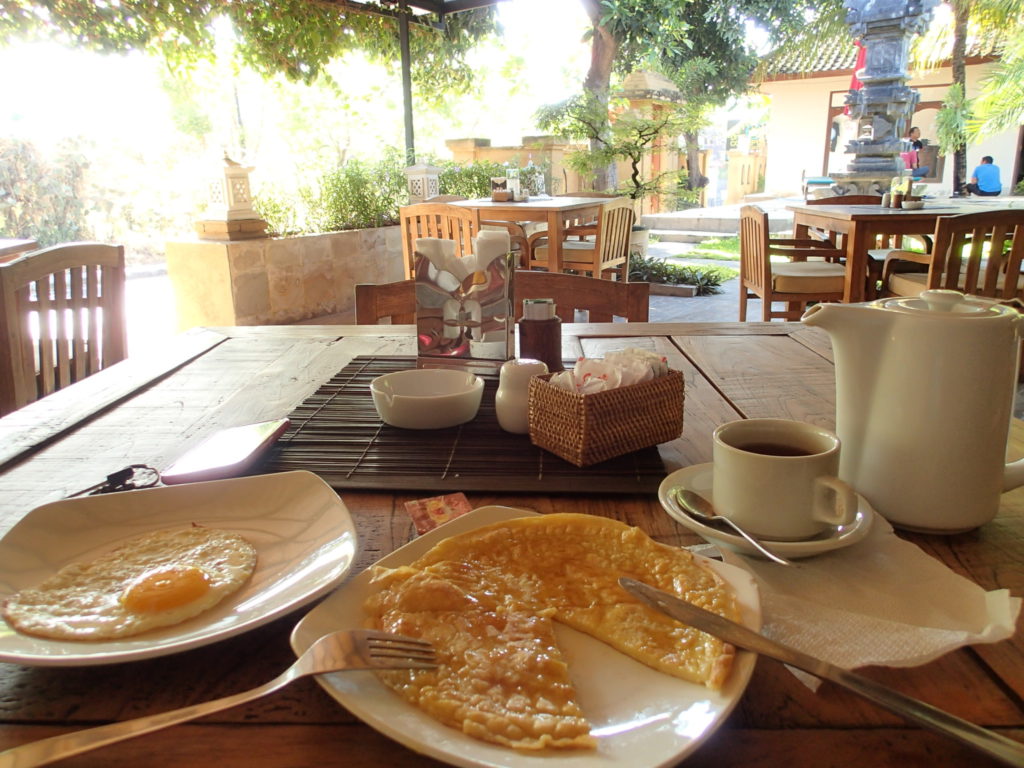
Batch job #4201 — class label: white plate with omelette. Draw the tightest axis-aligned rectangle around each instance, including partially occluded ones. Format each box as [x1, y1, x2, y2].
[291, 506, 760, 768]
[0, 470, 357, 666]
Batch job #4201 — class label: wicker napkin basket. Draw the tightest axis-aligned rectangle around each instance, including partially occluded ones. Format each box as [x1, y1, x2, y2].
[527, 369, 684, 467]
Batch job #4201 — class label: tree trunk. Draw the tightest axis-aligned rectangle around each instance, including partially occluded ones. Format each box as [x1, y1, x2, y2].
[684, 131, 708, 193]
[951, 1, 969, 195]
[581, 0, 618, 191]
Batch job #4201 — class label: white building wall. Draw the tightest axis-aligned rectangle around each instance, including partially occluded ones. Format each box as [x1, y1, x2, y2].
[756, 62, 1018, 197]
[758, 74, 848, 197]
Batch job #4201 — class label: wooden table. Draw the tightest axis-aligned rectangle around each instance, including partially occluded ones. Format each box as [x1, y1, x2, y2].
[787, 202, 1001, 303]
[455, 196, 605, 274]
[0, 323, 1021, 768]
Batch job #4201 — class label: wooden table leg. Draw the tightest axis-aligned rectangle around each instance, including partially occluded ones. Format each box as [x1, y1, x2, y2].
[844, 224, 869, 303]
[546, 211, 564, 273]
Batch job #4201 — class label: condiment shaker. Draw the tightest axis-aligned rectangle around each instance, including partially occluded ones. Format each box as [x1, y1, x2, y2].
[518, 298, 563, 372]
[495, 359, 548, 434]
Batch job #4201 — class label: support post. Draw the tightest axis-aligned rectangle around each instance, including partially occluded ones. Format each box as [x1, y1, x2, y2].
[399, 0, 415, 164]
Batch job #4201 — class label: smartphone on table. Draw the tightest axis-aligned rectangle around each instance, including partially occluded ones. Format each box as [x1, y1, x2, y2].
[161, 418, 290, 485]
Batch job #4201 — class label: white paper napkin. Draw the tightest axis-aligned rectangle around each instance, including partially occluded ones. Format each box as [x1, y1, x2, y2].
[727, 512, 1022, 689]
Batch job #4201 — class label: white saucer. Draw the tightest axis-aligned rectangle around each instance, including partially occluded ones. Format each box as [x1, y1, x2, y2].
[659, 464, 875, 559]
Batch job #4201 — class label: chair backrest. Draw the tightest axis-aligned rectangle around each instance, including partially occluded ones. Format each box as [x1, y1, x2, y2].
[806, 195, 883, 206]
[399, 203, 479, 279]
[353, 272, 650, 325]
[593, 197, 636, 275]
[0, 242, 127, 415]
[515, 271, 649, 322]
[354, 280, 416, 324]
[739, 205, 771, 292]
[925, 210, 1024, 299]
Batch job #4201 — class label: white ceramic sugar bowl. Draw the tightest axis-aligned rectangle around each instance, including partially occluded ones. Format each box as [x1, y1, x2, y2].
[495, 359, 548, 434]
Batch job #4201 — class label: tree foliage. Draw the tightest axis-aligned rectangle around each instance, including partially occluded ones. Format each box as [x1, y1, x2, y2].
[935, 82, 970, 156]
[964, 0, 1024, 140]
[0, 0, 499, 93]
[536, 91, 701, 201]
[570, 0, 834, 190]
[0, 137, 91, 245]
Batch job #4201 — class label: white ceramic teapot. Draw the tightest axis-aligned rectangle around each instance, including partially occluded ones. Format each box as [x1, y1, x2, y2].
[803, 289, 1024, 533]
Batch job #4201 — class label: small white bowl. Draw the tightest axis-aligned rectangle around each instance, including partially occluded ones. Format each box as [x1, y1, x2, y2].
[901, 200, 925, 210]
[370, 369, 484, 430]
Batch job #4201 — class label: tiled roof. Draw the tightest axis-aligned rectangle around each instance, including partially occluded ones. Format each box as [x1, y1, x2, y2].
[761, 26, 1004, 79]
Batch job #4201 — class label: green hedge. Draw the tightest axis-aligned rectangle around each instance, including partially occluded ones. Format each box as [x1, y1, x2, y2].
[254, 152, 548, 235]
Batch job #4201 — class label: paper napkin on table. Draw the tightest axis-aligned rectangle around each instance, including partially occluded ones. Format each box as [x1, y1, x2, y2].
[728, 513, 1022, 689]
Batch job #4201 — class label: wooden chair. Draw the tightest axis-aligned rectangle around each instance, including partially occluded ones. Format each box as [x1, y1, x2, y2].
[0, 242, 127, 415]
[354, 272, 649, 325]
[400, 202, 529, 275]
[399, 203, 479, 279]
[516, 272, 648, 322]
[881, 210, 1024, 300]
[526, 197, 635, 280]
[739, 205, 847, 321]
[354, 280, 416, 324]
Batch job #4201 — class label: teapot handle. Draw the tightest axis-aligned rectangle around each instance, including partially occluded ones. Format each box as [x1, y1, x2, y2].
[1003, 458, 1024, 492]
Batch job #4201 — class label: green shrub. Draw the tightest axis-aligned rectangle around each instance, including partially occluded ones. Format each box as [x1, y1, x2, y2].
[628, 254, 737, 296]
[0, 138, 91, 246]
[252, 192, 303, 236]
[303, 147, 408, 233]
[438, 159, 547, 198]
[254, 154, 552, 236]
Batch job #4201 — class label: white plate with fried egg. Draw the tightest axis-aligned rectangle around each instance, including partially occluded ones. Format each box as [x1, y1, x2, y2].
[291, 505, 760, 768]
[0, 470, 357, 666]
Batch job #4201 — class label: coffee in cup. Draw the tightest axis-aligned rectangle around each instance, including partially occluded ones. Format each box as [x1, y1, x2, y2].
[711, 418, 857, 540]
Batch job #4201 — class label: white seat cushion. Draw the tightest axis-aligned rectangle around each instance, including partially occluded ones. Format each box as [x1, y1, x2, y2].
[886, 260, 1023, 297]
[887, 271, 928, 297]
[771, 261, 847, 293]
[532, 240, 598, 262]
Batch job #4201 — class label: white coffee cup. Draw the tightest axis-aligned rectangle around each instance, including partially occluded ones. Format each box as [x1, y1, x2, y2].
[712, 418, 857, 540]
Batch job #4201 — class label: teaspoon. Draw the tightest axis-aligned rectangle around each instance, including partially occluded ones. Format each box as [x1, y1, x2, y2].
[670, 487, 794, 566]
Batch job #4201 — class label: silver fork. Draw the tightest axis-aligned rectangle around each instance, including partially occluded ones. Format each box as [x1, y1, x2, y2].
[0, 629, 436, 768]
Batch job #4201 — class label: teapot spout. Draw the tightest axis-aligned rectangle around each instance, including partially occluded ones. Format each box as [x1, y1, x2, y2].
[802, 301, 870, 331]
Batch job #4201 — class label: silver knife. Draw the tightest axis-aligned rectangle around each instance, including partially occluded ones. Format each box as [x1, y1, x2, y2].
[619, 577, 1024, 768]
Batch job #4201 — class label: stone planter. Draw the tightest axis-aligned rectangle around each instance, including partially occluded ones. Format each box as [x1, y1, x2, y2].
[647, 282, 697, 298]
[629, 227, 649, 258]
[166, 226, 405, 329]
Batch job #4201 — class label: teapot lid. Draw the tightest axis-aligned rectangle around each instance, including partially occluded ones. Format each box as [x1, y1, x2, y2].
[876, 289, 1018, 319]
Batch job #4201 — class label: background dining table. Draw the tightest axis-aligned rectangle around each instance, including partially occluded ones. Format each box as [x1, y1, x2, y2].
[0, 322, 1020, 767]
[786, 200, 1012, 303]
[454, 196, 606, 274]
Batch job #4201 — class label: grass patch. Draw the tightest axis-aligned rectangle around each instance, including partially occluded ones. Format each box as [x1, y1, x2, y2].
[687, 235, 740, 260]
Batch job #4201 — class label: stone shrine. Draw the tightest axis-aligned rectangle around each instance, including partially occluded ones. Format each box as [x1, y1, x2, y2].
[830, 0, 938, 195]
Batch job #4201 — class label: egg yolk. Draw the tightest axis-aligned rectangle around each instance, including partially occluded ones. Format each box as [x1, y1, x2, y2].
[120, 566, 212, 613]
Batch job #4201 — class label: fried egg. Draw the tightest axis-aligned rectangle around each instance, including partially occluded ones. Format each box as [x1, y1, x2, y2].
[2, 527, 257, 641]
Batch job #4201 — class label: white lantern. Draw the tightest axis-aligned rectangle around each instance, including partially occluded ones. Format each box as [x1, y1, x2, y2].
[206, 157, 257, 221]
[404, 163, 442, 203]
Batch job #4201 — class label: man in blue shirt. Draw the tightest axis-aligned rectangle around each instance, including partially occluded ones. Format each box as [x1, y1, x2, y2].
[966, 156, 1002, 196]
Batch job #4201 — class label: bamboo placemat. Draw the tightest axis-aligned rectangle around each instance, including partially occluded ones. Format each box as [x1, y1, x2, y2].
[258, 356, 668, 493]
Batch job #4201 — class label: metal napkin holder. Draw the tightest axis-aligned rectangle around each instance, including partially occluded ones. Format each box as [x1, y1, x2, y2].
[413, 231, 514, 373]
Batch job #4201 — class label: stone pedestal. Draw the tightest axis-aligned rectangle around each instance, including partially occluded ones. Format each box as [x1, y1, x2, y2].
[825, 171, 895, 197]
[194, 219, 269, 241]
[166, 226, 404, 329]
